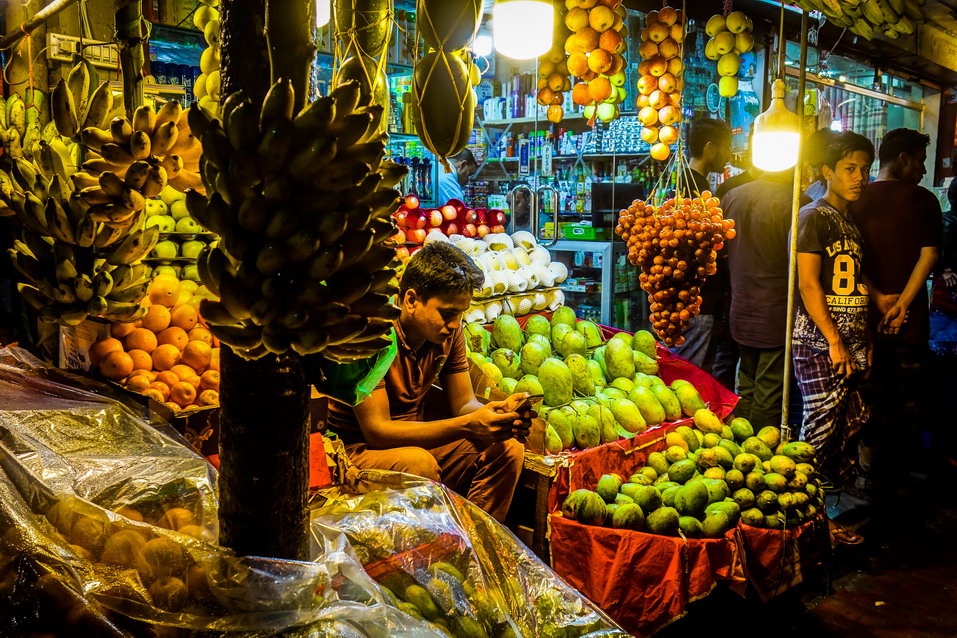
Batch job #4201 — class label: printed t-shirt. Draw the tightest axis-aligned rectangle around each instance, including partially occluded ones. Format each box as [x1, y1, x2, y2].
[327, 321, 471, 444]
[793, 198, 868, 362]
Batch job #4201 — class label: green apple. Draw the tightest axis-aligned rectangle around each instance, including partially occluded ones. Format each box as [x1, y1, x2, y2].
[160, 185, 185, 207]
[180, 240, 205, 259]
[170, 200, 190, 220]
[615, 86, 627, 103]
[180, 280, 199, 293]
[609, 71, 627, 87]
[175, 217, 202, 232]
[154, 265, 179, 278]
[182, 264, 201, 281]
[145, 214, 176, 232]
[144, 199, 169, 217]
[597, 102, 618, 123]
[152, 240, 178, 259]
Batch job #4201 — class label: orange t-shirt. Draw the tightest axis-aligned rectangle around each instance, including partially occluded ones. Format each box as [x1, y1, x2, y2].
[326, 321, 470, 443]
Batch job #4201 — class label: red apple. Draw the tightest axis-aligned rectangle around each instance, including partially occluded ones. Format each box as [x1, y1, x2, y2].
[476, 209, 488, 224]
[491, 224, 506, 234]
[391, 229, 406, 244]
[445, 222, 459, 235]
[408, 214, 427, 230]
[407, 228, 427, 243]
[464, 209, 479, 224]
[490, 209, 506, 225]
[394, 210, 408, 228]
[462, 223, 477, 237]
[396, 246, 411, 260]
[404, 194, 420, 210]
[428, 210, 443, 227]
[447, 198, 465, 212]
[476, 224, 490, 238]
[441, 204, 457, 221]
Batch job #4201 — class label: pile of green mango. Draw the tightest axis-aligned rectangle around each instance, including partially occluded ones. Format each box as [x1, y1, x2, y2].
[464, 307, 710, 453]
[560, 413, 824, 537]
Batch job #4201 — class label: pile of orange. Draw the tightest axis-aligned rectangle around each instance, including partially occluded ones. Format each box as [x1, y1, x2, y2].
[562, 0, 628, 123]
[536, 45, 572, 124]
[90, 275, 221, 413]
[636, 7, 686, 161]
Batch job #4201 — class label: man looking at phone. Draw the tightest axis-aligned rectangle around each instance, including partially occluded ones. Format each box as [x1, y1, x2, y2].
[327, 242, 530, 522]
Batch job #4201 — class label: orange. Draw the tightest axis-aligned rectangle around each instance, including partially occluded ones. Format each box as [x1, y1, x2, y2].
[156, 371, 181, 388]
[650, 142, 671, 161]
[130, 368, 155, 381]
[588, 5, 615, 32]
[149, 381, 171, 401]
[587, 49, 612, 73]
[587, 77, 612, 102]
[142, 388, 166, 403]
[599, 29, 622, 53]
[128, 349, 153, 372]
[170, 364, 196, 381]
[571, 82, 592, 105]
[126, 375, 151, 392]
[152, 344, 182, 371]
[90, 338, 124, 367]
[142, 306, 171, 333]
[110, 322, 136, 340]
[170, 305, 198, 331]
[567, 52, 589, 78]
[164, 402, 182, 413]
[547, 104, 564, 123]
[148, 278, 180, 307]
[208, 348, 220, 371]
[200, 370, 220, 391]
[157, 327, 189, 350]
[170, 382, 197, 407]
[125, 328, 158, 354]
[100, 351, 134, 381]
[197, 390, 219, 406]
[188, 327, 213, 345]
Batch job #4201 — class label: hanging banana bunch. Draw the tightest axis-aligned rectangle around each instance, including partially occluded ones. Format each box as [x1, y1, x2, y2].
[333, 0, 393, 136]
[184, 78, 408, 361]
[412, 0, 482, 164]
[1, 153, 157, 326]
[792, 0, 924, 40]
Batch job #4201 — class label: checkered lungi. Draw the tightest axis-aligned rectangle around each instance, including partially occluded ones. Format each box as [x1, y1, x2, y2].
[792, 342, 869, 486]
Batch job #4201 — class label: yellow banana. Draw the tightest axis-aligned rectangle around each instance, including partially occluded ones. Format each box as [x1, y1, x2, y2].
[110, 117, 132, 145]
[67, 63, 91, 124]
[154, 100, 182, 129]
[132, 105, 155, 133]
[51, 79, 79, 139]
[124, 160, 151, 189]
[149, 120, 178, 155]
[142, 165, 167, 198]
[83, 82, 113, 130]
[80, 127, 112, 151]
[129, 130, 151, 160]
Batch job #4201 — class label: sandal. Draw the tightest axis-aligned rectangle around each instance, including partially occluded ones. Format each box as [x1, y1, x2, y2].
[829, 520, 864, 546]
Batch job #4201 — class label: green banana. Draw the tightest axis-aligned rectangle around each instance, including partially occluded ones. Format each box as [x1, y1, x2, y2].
[105, 225, 159, 265]
[67, 63, 91, 124]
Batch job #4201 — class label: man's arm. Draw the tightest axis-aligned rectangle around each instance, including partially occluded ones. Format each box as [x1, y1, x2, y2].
[797, 252, 856, 377]
[353, 386, 519, 450]
[862, 275, 897, 315]
[880, 246, 940, 334]
[444, 369, 533, 441]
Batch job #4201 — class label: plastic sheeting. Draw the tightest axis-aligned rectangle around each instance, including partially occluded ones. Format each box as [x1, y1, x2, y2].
[0, 347, 629, 637]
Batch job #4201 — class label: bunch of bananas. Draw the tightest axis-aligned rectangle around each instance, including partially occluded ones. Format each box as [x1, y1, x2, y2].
[793, 0, 924, 39]
[1, 154, 158, 326]
[50, 63, 126, 141]
[0, 89, 57, 162]
[72, 99, 204, 221]
[184, 78, 407, 361]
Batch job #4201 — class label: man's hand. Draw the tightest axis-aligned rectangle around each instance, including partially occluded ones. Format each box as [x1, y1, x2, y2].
[874, 292, 900, 315]
[467, 401, 521, 445]
[942, 268, 957, 289]
[502, 393, 535, 442]
[879, 302, 909, 334]
[828, 339, 856, 378]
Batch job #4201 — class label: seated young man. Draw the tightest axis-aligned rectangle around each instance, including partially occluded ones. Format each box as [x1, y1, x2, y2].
[327, 242, 529, 522]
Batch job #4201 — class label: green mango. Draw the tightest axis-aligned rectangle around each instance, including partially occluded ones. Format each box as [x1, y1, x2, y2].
[576, 319, 603, 348]
[587, 359, 606, 388]
[672, 382, 706, 416]
[633, 349, 659, 375]
[491, 348, 522, 379]
[551, 306, 577, 328]
[566, 353, 595, 397]
[610, 398, 646, 434]
[628, 386, 666, 426]
[631, 329, 658, 358]
[520, 340, 549, 376]
[539, 358, 573, 406]
[546, 405, 577, 449]
[651, 384, 682, 421]
[612, 503, 645, 531]
[464, 322, 491, 356]
[544, 425, 563, 454]
[492, 315, 524, 351]
[574, 414, 600, 449]
[605, 337, 636, 379]
[525, 314, 551, 341]
[588, 404, 618, 444]
[556, 329, 588, 358]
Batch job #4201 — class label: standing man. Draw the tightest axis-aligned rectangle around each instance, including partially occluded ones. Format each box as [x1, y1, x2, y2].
[723, 169, 808, 429]
[850, 128, 941, 500]
[673, 117, 737, 389]
[436, 148, 479, 205]
[326, 242, 529, 522]
[793, 133, 873, 543]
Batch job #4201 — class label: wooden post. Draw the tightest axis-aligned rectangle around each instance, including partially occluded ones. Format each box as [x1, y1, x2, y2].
[115, 0, 147, 115]
[215, 0, 315, 562]
[2, 0, 49, 105]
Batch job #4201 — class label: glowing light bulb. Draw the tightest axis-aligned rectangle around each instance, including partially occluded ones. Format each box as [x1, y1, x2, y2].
[493, 0, 553, 60]
[316, 0, 330, 27]
[752, 79, 801, 172]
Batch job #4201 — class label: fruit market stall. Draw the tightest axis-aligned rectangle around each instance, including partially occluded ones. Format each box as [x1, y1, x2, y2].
[0, 347, 630, 637]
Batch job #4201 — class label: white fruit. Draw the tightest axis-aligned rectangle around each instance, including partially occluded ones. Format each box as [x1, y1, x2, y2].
[547, 289, 565, 310]
[465, 306, 486, 323]
[532, 292, 549, 311]
[532, 264, 555, 288]
[505, 271, 526, 293]
[518, 265, 539, 289]
[486, 233, 514, 251]
[529, 245, 551, 265]
[512, 295, 534, 316]
[499, 250, 520, 270]
[476, 268, 493, 298]
[484, 300, 503, 323]
[473, 239, 488, 255]
[425, 229, 449, 245]
[548, 261, 568, 283]
[511, 231, 537, 250]
[480, 252, 502, 271]
[511, 246, 532, 266]
[490, 270, 508, 295]
[448, 233, 465, 244]
[456, 237, 477, 255]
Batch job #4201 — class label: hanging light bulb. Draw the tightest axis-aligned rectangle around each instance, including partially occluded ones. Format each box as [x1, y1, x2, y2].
[473, 33, 494, 58]
[493, 0, 553, 60]
[751, 79, 801, 172]
[316, 0, 331, 27]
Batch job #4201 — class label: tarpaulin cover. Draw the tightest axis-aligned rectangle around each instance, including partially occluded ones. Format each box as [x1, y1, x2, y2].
[0, 347, 628, 637]
[547, 421, 746, 637]
[739, 516, 829, 602]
